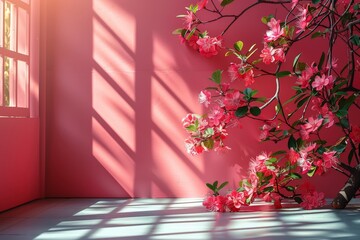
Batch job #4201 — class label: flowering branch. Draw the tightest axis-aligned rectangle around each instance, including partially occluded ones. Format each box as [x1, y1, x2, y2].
[175, 0, 360, 211]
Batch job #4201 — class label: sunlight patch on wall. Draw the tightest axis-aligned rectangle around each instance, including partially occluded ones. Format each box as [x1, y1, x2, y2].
[93, 0, 136, 72]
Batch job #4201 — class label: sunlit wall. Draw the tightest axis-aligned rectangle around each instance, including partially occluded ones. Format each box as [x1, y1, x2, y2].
[44, 0, 349, 198]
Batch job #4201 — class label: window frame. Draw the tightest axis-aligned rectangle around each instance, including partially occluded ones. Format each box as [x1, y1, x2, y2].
[0, 0, 31, 117]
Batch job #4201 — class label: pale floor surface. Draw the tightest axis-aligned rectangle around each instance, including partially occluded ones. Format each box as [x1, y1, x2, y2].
[0, 198, 360, 240]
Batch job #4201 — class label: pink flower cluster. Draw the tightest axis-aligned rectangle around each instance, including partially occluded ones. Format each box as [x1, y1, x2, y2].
[261, 18, 287, 64]
[181, 34, 224, 58]
[295, 4, 313, 33]
[300, 190, 326, 210]
[203, 189, 255, 212]
[228, 62, 255, 86]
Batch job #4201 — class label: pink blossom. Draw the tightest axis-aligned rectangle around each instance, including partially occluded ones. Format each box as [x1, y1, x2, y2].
[296, 66, 316, 88]
[312, 74, 334, 91]
[323, 111, 335, 128]
[300, 117, 323, 139]
[243, 69, 255, 86]
[178, 35, 186, 44]
[184, 11, 195, 30]
[199, 90, 212, 107]
[260, 44, 275, 64]
[220, 82, 230, 92]
[228, 62, 255, 86]
[305, 117, 323, 132]
[311, 98, 334, 128]
[259, 123, 271, 141]
[322, 151, 338, 169]
[264, 18, 284, 42]
[197, 0, 208, 10]
[296, 4, 312, 33]
[223, 91, 243, 110]
[187, 35, 199, 50]
[203, 195, 227, 212]
[260, 44, 285, 64]
[208, 105, 225, 126]
[228, 62, 243, 82]
[300, 191, 326, 210]
[273, 47, 286, 62]
[184, 138, 204, 155]
[288, 148, 300, 165]
[291, 0, 299, 9]
[226, 190, 246, 211]
[298, 143, 317, 172]
[313, 159, 325, 176]
[196, 35, 223, 57]
[298, 158, 312, 174]
[326, 57, 338, 69]
[182, 113, 197, 128]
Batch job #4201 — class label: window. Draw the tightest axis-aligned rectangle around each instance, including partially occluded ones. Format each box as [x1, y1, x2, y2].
[0, 0, 30, 117]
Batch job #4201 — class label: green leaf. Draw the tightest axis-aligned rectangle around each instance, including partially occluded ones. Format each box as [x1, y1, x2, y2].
[206, 183, 215, 191]
[209, 70, 222, 84]
[318, 52, 325, 71]
[202, 139, 214, 149]
[348, 148, 355, 165]
[234, 41, 244, 52]
[285, 186, 295, 192]
[221, 0, 234, 7]
[186, 27, 197, 40]
[186, 4, 199, 13]
[289, 172, 302, 180]
[213, 181, 218, 188]
[270, 150, 287, 157]
[292, 53, 302, 72]
[312, 0, 321, 4]
[256, 171, 264, 180]
[340, 118, 350, 129]
[186, 125, 197, 132]
[203, 128, 214, 137]
[297, 96, 310, 108]
[250, 106, 261, 116]
[317, 146, 326, 154]
[294, 196, 303, 204]
[261, 16, 268, 24]
[336, 109, 348, 118]
[288, 135, 297, 150]
[333, 143, 347, 153]
[350, 35, 360, 46]
[218, 181, 228, 191]
[311, 31, 323, 39]
[307, 166, 317, 177]
[235, 106, 248, 117]
[252, 58, 262, 65]
[276, 71, 291, 78]
[172, 28, 186, 35]
[265, 157, 277, 165]
[263, 186, 274, 193]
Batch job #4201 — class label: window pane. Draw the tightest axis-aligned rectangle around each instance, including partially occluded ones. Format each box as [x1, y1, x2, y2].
[0, 0, 3, 48]
[0, 55, 3, 106]
[17, 60, 28, 107]
[4, 1, 16, 51]
[4, 56, 15, 106]
[17, 7, 28, 55]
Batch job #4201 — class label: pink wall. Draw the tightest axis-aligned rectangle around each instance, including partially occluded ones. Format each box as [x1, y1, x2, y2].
[44, 0, 349, 198]
[0, 118, 40, 212]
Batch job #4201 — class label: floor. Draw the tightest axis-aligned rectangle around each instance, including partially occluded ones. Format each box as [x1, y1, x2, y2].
[0, 198, 360, 240]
